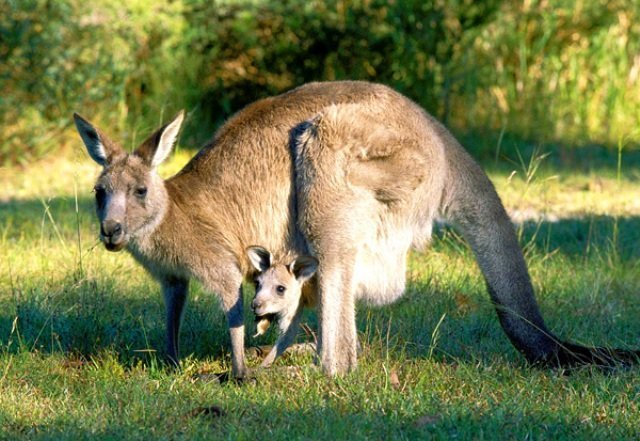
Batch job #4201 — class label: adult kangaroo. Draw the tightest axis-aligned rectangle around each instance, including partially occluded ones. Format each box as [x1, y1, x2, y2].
[75, 81, 637, 378]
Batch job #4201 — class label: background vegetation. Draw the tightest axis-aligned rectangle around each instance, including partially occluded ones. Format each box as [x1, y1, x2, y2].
[2, 0, 640, 439]
[2, 0, 639, 164]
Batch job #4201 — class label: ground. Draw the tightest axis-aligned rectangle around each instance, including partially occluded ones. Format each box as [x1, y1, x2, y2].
[1, 144, 639, 439]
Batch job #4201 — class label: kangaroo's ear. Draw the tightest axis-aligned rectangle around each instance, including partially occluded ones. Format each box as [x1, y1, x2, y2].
[135, 110, 185, 168]
[73, 113, 123, 166]
[289, 255, 318, 282]
[246, 246, 273, 272]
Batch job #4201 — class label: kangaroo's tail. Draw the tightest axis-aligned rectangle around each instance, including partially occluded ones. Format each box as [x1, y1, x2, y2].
[436, 127, 639, 369]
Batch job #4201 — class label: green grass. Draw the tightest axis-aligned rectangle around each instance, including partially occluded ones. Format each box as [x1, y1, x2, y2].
[1, 145, 640, 439]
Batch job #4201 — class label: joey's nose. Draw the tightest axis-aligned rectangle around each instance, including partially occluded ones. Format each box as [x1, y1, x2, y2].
[252, 299, 263, 311]
[101, 219, 122, 238]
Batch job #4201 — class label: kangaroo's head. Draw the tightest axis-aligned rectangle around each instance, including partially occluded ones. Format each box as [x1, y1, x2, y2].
[246, 246, 318, 336]
[73, 112, 184, 252]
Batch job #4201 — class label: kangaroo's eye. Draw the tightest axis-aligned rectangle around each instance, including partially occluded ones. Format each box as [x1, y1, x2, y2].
[94, 185, 107, 199]
[135, 187, 148, 198]
[276, 285, 286, 295]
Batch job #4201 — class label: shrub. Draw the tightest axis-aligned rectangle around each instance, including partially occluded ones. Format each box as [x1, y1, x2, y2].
[0, 0, 184, 165]
[1, 0, 638, 165]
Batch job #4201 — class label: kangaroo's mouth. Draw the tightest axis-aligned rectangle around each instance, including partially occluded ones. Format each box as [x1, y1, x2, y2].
[254, 313, 277, 338]
[102, 237, 126, 252]
[252, 301, 279, 318]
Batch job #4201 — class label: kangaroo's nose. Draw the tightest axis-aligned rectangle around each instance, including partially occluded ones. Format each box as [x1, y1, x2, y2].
[101, 219, 123, 238]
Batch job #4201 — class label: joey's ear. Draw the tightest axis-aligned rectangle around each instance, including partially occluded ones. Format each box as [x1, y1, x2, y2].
[289, 255, 318, 282]
[73, 113, 123, 166]
[246, 246, 273, 272]
[135, 110, 185, 168]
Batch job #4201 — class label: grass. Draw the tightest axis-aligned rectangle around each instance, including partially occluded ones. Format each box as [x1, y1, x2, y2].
[1, 141, 640, 439]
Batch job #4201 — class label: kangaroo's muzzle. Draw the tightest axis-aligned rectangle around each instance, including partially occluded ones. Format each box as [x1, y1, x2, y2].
[100, 219, 125, 251]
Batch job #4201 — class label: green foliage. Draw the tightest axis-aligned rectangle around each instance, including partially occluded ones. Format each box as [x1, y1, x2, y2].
[461, 0, 640, 146]
[1, 0, 639, 164]
[175, 0, 500, 144]
[0, 0, 184, 164]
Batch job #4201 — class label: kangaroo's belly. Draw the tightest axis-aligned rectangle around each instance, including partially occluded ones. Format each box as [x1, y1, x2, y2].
[353, 225, 413, 306]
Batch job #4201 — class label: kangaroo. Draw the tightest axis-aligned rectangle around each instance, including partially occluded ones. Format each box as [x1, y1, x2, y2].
[246, 246, 318, 367]
[75, 81, 638, 378]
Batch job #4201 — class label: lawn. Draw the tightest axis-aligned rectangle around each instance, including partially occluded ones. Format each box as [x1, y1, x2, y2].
[1, 141, 639, 440]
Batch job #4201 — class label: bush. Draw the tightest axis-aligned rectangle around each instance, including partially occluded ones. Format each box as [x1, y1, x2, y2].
[460, 0, 640, 146]
[1, 0, 638, 165]
[0, 0, 184, 165]
[175, 0, 499, 145]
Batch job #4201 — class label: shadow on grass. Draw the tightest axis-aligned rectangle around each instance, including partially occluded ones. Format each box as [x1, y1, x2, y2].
[0, 277, 237, 367]
[360, 215, 640, 366]
[1, 195, 639, 369]
[0, 196, 96, 240]
[458, 129, 640, 176]
[517, 215, 640, 260]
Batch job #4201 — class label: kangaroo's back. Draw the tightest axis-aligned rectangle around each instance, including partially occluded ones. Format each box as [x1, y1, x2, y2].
[165, 82, 414, 264]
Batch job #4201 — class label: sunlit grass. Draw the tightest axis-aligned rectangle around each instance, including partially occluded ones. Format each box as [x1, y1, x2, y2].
[1, 144, 639, 439]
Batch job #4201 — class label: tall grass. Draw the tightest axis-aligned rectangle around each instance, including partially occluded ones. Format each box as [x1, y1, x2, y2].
[458, 0, 640, 148]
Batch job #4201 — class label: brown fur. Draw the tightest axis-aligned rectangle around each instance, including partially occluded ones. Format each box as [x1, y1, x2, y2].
[75, 81, 638, 378]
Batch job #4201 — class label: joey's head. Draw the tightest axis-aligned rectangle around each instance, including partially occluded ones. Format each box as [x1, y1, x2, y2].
[246, 246, 318, 335]
[73, 111, 184, 251]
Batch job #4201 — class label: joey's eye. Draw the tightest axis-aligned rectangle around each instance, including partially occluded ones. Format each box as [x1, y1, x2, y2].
[276, 285, 286, 295]
[254, 281, 261, 290]
[135, 187, 148, 198]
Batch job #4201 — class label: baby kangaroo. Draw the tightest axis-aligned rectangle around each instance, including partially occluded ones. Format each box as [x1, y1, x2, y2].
[246, 246, 318, 367]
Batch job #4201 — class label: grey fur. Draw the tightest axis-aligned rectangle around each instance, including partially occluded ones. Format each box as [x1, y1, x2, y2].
[75, 81, 638, 378]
